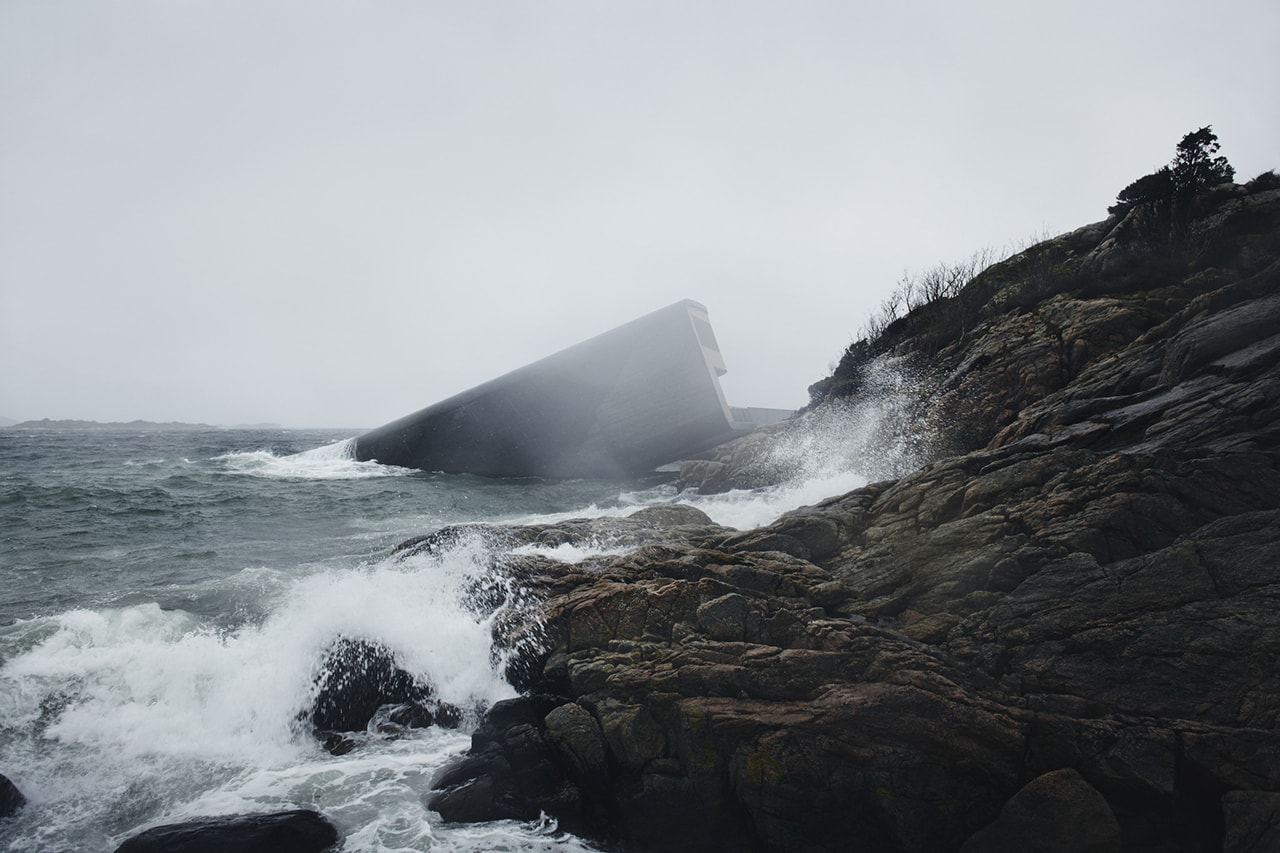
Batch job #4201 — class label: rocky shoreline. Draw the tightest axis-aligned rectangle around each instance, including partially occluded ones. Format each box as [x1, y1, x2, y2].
[423, 181, 1280, 851]
[45, 179, 1276, 852]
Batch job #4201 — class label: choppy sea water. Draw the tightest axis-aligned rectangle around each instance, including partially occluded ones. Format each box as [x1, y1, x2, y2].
[0, 392, 923, 851]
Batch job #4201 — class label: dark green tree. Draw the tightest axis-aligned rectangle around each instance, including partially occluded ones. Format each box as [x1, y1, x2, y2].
[1107, 126, 1238, 251]
[1170, 126, 1235, 194]
[1109, 125, 1235, 217]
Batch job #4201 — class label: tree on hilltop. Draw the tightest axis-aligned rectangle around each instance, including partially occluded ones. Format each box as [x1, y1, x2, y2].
[1109, 125, 1235, 216]
[1171, 126, 1235, 192]
[1108, 126, 1237, 250]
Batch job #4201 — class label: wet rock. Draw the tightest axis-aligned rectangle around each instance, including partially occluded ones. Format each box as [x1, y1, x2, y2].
[307, 638, 461, 748]
[0, 772, 25, 819]
[113, 810, 339, 853]
[391, 524, 492, 559]
[961, 768, 1121, 853]
[428, 694, 613, 839]
[694, 592, 750, 641]
[543, 702, 608, 785]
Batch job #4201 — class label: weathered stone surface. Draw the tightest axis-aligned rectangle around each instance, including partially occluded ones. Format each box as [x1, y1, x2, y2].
[426, 694, 617, 839]
[113, 810, 339, 853]
[544, 702, 608, 785]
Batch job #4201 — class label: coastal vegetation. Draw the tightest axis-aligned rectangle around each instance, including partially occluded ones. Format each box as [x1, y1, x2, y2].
[808, 128, 1275, 416]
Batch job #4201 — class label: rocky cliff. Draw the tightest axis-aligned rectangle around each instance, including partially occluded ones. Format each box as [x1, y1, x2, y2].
[425, 179, 1280, 852]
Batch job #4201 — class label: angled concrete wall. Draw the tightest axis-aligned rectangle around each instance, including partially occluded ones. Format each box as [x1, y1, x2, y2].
[353, 300, 752, 479]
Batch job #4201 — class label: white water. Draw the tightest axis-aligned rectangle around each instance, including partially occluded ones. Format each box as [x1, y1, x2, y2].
[0, 535, 529, 851]
[509, 542, 633, 562]
[216, 437, 413, 481]
[678, 356, 933, 529]
[0, 362, 932, 851]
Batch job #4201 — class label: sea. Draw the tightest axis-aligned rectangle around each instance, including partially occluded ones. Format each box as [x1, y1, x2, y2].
[0, 388, 923, 851]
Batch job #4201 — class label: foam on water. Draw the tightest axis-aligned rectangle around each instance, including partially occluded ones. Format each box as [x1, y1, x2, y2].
[498, 500, 642, 528]
[679, 469, 871, 531]
[216, 438, 412, 481]
[509, 541, 632, 562]
[0, 534, 540, 852]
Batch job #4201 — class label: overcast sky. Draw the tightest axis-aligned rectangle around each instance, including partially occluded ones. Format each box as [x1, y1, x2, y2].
[2, 1, 1277, 428]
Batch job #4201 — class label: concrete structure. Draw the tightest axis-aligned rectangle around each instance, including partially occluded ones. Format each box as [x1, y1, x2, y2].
[353, 300, 790, 479]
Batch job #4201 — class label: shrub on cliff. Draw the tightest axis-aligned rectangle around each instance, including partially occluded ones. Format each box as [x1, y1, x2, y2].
[810, 127, 1253, 409]
[1247, 169, 1280, 192]
[1109, 167, 1174, 216]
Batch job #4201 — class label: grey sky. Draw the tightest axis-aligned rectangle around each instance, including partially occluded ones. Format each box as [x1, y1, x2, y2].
[2, 1, 1277, 428]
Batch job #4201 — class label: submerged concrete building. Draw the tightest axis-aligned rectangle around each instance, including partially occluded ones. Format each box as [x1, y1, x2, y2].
[353, 300, 790, 479]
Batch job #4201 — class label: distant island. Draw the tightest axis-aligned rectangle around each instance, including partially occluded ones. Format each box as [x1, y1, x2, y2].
[2, 419, 285, 431]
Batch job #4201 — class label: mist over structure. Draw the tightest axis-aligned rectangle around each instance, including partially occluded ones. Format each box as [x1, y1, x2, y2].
[354, 300, 791, 478]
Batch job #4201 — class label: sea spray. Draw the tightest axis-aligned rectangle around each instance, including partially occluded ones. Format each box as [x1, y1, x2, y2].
[0, 527, 549, 851]
[764, 355, 935, 484]
[677, 355, 937, 530]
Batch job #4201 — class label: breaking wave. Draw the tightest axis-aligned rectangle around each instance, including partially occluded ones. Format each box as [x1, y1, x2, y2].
[679, 356, 935, 530]
[0, 534, 532, 851]
[216, 438, 412, 481]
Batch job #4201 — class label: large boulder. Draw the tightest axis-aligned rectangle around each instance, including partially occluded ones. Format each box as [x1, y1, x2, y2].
[113, 810, 338, 853]
[428, 694, 614, 839]
[307, 638, 461, 752]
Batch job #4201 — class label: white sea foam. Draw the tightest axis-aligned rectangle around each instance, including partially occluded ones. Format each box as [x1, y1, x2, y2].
[509, 541, 631, 562]
[0, 535, 533, 851]
[499, 501, 635, 527]
[764, 359, 932, 485]
[216, 438, 412, 480]
[679, 469, 870, 531]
